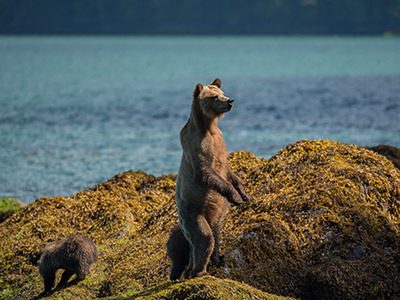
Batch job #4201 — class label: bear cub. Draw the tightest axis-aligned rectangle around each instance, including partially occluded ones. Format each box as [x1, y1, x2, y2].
[168, 78, 251, 280]
[38, 234, 98, 293]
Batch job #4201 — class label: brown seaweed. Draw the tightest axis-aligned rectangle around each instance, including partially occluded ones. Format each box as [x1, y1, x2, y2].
[1, 140, 399, 299]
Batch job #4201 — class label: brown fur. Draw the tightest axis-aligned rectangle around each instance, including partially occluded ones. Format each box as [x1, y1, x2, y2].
[166, 225, 190, 280]
[168, 78, 250, 280]
[38, 234, 98, 292]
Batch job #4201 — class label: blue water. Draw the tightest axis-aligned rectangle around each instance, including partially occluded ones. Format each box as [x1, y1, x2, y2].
[1, 36, 400, 204]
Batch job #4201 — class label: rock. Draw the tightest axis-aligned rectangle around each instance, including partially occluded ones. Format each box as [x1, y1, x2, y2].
[0, 140, 399, 299]
[347, 245, 366, 261]
[220, 140, 400, 299]
[113, 276, 296, 300]
[367, 144, 400, 170]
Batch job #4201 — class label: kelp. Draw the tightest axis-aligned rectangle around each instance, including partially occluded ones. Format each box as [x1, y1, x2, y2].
[0, 172, 177, 299]
[0, 140, 399, 299]
[219, 140, 400, 299]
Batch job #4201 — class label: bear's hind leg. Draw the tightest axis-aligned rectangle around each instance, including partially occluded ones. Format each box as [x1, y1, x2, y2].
[167, 225, 190, 280]
[43, 273, 56, 292]
[68, 267, 88, 286]
[210, 223, 224, 266]
[59, 269, 75, 286]
[76, 270, 88, 282]
[183, 215, 214, 278]
[183, 252, 194, 279]
[170, 259, 188, 280]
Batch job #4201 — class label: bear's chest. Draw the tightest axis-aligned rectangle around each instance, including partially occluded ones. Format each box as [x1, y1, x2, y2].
[200, 134, 228, 168]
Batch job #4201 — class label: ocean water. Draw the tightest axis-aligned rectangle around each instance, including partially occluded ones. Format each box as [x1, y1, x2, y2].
[0, 36, 399, 204]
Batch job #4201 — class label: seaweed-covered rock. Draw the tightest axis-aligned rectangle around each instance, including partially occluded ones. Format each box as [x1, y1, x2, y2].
[0, 140, 399, 299]
[0, 171, 177, 299]
[368, 144, 400, 170]
[105, 276, 296, 300]
[220, 140, 400, 299]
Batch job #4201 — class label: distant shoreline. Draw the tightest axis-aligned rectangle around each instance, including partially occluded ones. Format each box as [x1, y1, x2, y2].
[0, 32, 399, 37]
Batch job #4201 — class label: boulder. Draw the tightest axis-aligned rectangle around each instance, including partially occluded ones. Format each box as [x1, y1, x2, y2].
[0, 140, 399, 299]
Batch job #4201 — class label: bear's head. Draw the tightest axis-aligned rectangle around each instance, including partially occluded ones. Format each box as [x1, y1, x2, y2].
[193, 78, 234, 119]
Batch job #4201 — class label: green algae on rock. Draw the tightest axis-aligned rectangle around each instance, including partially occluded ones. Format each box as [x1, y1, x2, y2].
[0, 197, 26, 223]
[0, 140, 399, 300]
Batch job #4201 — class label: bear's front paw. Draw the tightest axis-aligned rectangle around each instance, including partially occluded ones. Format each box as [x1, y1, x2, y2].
[241, 193, 252, 202]
[235, 184, 252, 202]
[228, 190, 244, 206]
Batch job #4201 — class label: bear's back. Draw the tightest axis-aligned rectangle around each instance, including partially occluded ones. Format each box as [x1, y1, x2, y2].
[65, 234, 98, 264]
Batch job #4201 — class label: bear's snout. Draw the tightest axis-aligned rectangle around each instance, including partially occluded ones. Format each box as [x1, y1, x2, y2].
[226, 98, 234, 110]
[220, 98, 234, 113]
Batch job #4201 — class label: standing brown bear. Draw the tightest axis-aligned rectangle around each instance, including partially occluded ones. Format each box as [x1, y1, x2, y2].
[38, 234, 98, 293]
[167, 78, 250, 280]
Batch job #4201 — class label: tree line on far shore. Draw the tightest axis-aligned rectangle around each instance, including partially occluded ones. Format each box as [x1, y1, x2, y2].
[1, 0, 400, 35]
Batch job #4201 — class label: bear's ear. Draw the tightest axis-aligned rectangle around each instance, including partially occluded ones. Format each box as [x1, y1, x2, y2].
[193, 83, 203, 98]
[210, 78, 221, 88]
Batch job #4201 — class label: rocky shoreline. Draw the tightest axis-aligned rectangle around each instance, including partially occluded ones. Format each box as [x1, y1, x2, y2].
[1, 140, 399, 299]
